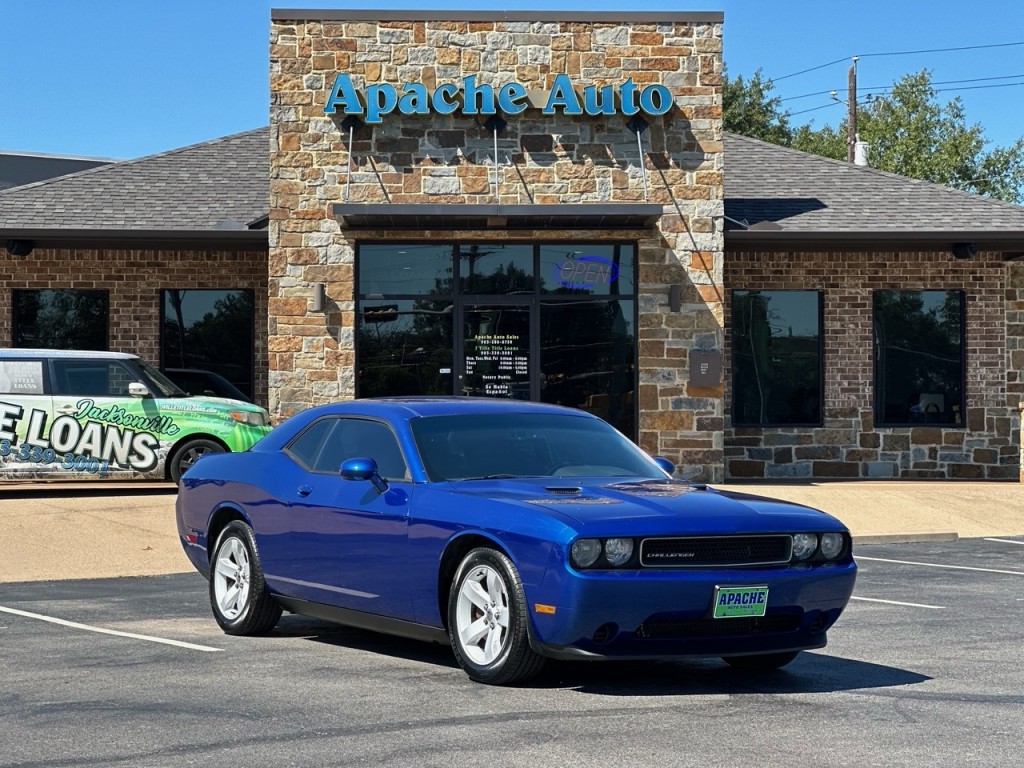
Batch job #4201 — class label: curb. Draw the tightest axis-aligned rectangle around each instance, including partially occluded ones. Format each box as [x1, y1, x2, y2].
[853, 530, 959, 545]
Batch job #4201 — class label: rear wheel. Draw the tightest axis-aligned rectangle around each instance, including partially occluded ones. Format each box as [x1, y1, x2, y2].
[170, 438, 224, 483]
[209, 521, 281, 635]
[722, 651, 800, 671]
[447, 547, 545, 685]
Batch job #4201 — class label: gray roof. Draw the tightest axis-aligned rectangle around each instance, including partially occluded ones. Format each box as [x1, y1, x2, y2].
[724, 132, 1024, 248]
[0, 128, 270, 244]
[0, 151, 115, 192]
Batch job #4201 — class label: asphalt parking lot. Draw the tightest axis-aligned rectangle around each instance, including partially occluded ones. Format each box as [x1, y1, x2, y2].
[1, 536, 1022, 768]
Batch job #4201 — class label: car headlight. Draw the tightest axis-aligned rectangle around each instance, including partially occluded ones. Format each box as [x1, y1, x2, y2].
[571, 539, 602, 568]
[792, 533, 818, 561]
[230, 409, 269, 427]
[820, 532, 845, 560]
[604, 538, 634, 566]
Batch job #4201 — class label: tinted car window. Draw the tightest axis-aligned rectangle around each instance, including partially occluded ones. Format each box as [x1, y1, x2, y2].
[315, 419, 408, 479]
[285, 418, 340, 470]
[51, 360, 138, 397]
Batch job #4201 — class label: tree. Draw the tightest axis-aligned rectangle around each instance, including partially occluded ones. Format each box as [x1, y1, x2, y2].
[724, 68, 1024, 204]
[723, 69, 793, 146]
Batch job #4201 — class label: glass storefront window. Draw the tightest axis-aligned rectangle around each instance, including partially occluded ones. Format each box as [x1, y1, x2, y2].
[731, 290, 822, 426]
[357, 298, 454, 397]
[161, 289, 255, 400]
[540, 299, 635, 436]
[458, 244, 534, 295]
[355, 241, 638, 438]
[12, 289, 108, 350]
[873, 290, 965, 427]
[358, 244, 455, 297]
[539, 244, 634, 296]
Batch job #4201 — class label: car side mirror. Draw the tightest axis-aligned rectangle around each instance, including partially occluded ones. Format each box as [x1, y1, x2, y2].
[652, 456, 676, 476]
[128, 381, 151, 398]
[340, 457, 389, 493]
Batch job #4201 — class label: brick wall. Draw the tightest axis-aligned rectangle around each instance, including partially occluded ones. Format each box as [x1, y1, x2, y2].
[724, 249, 1020, 480]
[269, 14, 727, 481]
[0, 247, 270, 407]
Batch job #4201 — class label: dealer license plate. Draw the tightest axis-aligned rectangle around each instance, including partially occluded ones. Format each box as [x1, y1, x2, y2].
[713, 585, 769, 618]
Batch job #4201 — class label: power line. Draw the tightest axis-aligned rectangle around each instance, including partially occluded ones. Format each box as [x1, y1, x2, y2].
[779, 73, 1024, 102]
[771, 40, 1024, 82]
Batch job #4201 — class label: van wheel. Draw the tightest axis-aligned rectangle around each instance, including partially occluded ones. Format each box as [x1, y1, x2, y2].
[170, 438, 224, 484]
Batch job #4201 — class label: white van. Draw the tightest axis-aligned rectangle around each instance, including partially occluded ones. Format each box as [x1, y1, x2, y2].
[0, 349, 272, 483]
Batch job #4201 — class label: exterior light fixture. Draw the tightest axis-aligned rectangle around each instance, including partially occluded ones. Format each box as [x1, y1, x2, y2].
[311, 283, 327, 312]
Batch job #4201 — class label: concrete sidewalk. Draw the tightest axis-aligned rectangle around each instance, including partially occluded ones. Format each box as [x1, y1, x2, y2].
[1, 480, 1022, 583]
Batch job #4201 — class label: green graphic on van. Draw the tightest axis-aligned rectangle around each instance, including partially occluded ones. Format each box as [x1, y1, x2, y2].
[0, 398, 270, 477]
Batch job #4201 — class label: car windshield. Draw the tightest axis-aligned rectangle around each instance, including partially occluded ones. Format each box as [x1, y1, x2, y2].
[411, 412, 666, 481]
[137, 360, 188, 397]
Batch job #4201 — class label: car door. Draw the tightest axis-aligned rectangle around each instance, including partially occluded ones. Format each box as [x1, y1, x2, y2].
[0, 357, 57, 478]
[254, 416, 415, 622]
[49, 358, 161, 478]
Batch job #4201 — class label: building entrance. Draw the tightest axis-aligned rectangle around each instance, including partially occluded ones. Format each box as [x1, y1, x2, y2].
[355, 241, 637, 437]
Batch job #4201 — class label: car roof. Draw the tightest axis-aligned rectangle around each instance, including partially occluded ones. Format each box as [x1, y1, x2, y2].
[343, 396, 587, 419]
[0, 348, 139, 360]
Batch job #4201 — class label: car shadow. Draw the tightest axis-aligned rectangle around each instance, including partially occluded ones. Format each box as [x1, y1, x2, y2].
[271, 616, 929, 694]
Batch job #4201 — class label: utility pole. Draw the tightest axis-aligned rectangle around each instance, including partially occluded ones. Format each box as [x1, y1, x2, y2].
[847, 56, 858, 163]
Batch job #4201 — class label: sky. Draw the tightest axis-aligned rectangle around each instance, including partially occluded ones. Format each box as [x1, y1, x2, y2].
[1, 0, 1022, 160]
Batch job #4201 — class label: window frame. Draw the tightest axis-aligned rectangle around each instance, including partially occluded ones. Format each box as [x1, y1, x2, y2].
[730, 288, 825, 428]
[158, 288, 256, 401]
[11, 288, 110, 351]
[871, 289, 967, 428]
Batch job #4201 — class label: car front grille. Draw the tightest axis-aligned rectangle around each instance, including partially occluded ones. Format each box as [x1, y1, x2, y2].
[639, 535, 792, 568]
[634, 613, 800, 639]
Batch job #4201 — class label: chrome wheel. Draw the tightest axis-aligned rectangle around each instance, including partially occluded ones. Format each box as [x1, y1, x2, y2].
[455, 563, 511, 666]
[213, 535, 251, 621]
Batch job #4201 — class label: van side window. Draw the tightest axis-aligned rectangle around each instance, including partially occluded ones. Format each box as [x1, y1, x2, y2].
[51, 361, 138, 397]
[0, 361, 45, 395]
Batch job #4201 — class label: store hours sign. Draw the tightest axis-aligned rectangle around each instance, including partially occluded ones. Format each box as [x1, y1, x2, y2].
[324, 73, 674, 124]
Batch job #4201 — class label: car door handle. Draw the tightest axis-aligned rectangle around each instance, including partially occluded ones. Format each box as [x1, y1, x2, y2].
[56, 404, 77, 415]
[297, 485, 313, 497]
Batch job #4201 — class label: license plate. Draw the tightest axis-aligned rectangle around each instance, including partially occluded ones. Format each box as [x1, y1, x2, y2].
[713, 585, 769, 618]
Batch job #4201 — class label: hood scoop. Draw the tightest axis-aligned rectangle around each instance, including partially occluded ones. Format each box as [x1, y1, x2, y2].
[544, 485, 582, 495]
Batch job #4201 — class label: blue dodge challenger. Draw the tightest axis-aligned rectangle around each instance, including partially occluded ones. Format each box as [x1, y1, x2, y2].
[176, 398, 857, 685]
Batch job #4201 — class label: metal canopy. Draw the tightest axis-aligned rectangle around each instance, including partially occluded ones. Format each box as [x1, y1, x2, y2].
[331, 203, 663, 231]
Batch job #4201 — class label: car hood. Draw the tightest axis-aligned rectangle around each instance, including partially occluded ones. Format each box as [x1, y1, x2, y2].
[447, 478, 846, 535]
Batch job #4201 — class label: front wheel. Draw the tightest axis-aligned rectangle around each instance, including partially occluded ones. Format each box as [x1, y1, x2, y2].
[170, 438, 224, 484]
[722, 651, 800, 671]
[447, 547, 545, 685]
[209, 521, 282, 635]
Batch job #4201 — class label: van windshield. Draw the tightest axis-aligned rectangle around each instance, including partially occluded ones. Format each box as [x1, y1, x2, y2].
[137, 360, 188, 397]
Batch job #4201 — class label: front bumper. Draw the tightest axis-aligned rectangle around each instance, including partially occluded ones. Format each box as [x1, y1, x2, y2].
[525, 560, 857, 660]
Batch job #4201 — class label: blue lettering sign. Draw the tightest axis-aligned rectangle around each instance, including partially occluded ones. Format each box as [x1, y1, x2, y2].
[554, 255, 619, 290]
[324, 73, 675, 121]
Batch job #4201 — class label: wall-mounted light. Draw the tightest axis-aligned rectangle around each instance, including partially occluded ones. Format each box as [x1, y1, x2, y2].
[951, 242, 977, 260]
[5, 239, 33, 257]
[668, 284, 682, 313]
[311, 283, 327, 312]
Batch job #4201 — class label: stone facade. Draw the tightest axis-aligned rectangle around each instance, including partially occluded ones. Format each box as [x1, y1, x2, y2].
[724, 249, 1021, 480]
[269, 12, 727, 481]
[0, 246, 270, 406]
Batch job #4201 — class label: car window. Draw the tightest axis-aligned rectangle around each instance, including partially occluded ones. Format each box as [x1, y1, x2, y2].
[285, 417, 339, 470]
[314, 418, 408, 480]
[51, 360, 138, 397]
[0, 360, 45, 395]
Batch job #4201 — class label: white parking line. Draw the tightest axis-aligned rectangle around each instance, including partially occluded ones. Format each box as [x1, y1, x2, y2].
[850, 596, 943, 610]
[984, 538, 1024, 546]
[0, 605, 223, 652]
[857, 556, 1024, 576]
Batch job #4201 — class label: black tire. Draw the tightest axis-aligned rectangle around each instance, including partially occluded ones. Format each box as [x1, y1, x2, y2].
[722, 651, 800, 671]
[170, 438, 224, 484]
[208, 521, 282, 636]
[447, 547, 546, 685]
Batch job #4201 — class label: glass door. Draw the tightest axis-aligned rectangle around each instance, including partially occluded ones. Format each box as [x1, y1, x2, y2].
[459, 303, 532, 399]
